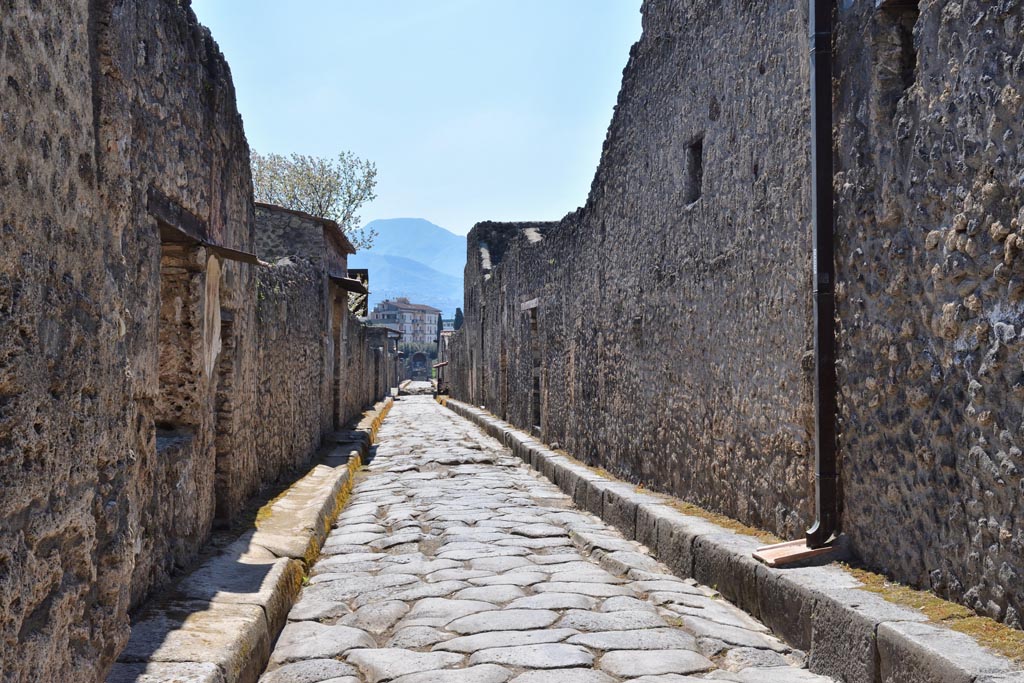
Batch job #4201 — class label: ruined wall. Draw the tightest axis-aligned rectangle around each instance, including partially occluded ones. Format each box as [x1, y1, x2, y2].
[454, 0, 816, 538]
[453, 0, 1024, 627]
[833, 1, 1024, 626]
[344, 325, 394, 417]
[1, 4, 134, 678]
[253, 258, 333, 484]
[255, 204, 328, 263]
[1, 1, 254, 679]
[98, 0, 259, 620]
[1, 1, 401, 678]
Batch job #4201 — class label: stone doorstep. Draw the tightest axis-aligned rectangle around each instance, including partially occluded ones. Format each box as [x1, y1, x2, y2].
[108, 398, 394, 683]
[444, 399, 1024, 683]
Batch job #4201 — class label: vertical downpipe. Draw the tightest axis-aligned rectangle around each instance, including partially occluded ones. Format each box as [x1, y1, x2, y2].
[805, 0, 839, 549]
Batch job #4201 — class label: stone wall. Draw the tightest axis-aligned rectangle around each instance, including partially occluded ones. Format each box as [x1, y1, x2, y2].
[833, 0, 1024, 627]
[254, 259, 331, 493]
[452, 0, 1024, 626]
[250, 205, 392, 500]
[0, 1, 398, 679]
[1, 1, 257, 678]
[453, 0, 815, 536]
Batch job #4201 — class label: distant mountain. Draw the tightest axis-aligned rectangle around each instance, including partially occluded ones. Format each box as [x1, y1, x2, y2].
[348, 252, 463, 318]
[348, 218, 466, 318]
[362, 218, 466, 279]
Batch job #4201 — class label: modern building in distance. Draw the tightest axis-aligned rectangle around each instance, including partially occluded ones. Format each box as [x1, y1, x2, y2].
[369, 297, 442, 343]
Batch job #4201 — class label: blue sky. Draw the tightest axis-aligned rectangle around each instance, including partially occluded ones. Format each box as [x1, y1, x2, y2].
[190, 1, 642, 235]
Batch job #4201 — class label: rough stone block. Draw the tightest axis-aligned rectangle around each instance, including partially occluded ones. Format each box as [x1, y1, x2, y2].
[250, 464, 352, 561]
[534, 448, 557, 480]
[652, 509, 722, 579]
[544, 456, 571, 489]
[691, 533, 762, 618]
[584, 479, 612, 518]
[877, 621, 1017, 683]
[602, 487, 663, 542]
[601, 484, 641, 540]
[635, 503, 670, 551]
[555, 464, 591, 501]
[754, 564, 859, 656]
[807, 587, 926, 683]
[527, 443, 545, 471]
[171, 532, 303, 638]
[118, 601, 270, 683]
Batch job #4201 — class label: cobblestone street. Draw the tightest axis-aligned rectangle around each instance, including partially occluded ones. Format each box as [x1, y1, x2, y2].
[260, 394, 833, 683]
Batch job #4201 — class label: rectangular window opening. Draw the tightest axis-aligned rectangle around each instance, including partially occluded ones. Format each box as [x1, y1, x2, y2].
[684, 137, 704, 205]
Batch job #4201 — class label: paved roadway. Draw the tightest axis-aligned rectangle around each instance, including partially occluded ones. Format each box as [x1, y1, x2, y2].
[259, 394, 833, 683]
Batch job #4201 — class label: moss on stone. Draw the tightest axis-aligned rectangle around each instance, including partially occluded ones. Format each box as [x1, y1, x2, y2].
[664, 500, 782, 545]
[845, 565, 1024, 663]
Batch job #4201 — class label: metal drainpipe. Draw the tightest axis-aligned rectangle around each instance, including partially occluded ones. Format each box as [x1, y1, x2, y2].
[805, 0, 839, 549]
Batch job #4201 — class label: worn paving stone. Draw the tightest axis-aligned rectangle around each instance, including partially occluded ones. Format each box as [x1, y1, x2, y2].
[626, 676, 709, 683]
[507, 593, 599, 611]
[346, 649, 464, 683]
[390, 664, 513, 683]
[339, 600, 409, 633]
[601, 596, 658, 612]
[675, 615, 788, 652]
[448, 609, 560, 634]
[533, 582, 634, 597]
[705, 667, 835, 682]
[286, 598, 351, 622]
[468, 572, 548, 587]
[567, 628, 699, 651]
[435, 628, 580, 653]
[268, 622, 375, 665]
[258, 397, 831, 683]
[469, 643, 594, 668]
[259, 658, 358, 683]
[598, 649, 715, 677]
[454, 585, 528, 603]
[557, 609, 668, 631]
[387, 626, 453, 648]
[720, 646, 792, 670]
[509, 671, 616, 683]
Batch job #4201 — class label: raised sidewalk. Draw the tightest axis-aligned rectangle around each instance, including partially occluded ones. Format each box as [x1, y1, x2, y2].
[445, 398, 1023, 683]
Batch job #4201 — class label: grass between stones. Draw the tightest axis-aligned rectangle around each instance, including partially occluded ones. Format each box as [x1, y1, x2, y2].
[844, 564, 1024, 662]
[663, 499, 782, 545]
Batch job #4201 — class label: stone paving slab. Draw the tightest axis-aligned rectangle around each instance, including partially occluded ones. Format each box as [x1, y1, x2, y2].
[259, 396, 831, 683]
[446, 398, 1024, 683]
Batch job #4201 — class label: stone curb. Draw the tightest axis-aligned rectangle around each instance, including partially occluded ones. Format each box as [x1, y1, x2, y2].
[444, 399, 1023, 683]
[107, 397, 395, 683]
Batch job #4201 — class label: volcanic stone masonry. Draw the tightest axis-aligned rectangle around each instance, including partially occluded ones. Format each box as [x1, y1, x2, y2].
[0, 2, 397, 681]
[450, 0, 1024, 628]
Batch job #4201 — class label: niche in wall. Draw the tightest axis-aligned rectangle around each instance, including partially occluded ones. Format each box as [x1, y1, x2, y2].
[684, 136, 704, 205]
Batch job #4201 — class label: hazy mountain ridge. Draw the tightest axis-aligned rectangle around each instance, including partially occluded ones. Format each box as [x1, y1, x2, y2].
[350, 218, 466, 317]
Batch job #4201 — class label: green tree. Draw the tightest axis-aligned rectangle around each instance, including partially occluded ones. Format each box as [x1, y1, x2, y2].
[251, 150, 378, 250]
[454, 307, 464, 331]
[436, 313, 443, 346]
